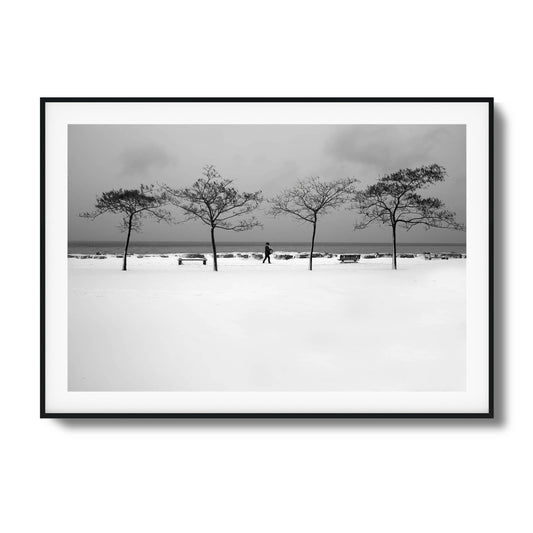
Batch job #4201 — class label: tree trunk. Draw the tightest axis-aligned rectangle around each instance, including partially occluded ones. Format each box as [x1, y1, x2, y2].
[392, 223, 397, 270]
[210, 226, 218, 272]
[309, 220, 317, 271]
[122, 215, 133, 271]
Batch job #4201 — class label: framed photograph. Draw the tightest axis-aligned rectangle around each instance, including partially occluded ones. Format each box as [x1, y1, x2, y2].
[41, 97, 493, 418]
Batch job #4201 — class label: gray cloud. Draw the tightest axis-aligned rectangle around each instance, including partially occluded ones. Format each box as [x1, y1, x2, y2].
[69, 124, 465, 243]
[119, 144, 174, 179]
[326, 125, 465, 175]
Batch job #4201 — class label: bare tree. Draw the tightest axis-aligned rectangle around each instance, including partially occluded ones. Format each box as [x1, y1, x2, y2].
[269, 177, 359, 270]
[80, 185, 171, 271]
[353, 164, 464, 270]
[161, 165, 263, 271]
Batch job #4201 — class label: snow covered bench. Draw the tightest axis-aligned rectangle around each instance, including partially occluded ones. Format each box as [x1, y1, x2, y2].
[178, 256, 207, 265]
[338, 254, 361, 263]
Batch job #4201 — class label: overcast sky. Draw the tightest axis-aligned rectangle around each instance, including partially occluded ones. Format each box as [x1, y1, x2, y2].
[68, 124, 466, 243]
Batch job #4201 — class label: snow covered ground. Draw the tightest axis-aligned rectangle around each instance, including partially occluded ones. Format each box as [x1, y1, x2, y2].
[68, 254, 466, 391]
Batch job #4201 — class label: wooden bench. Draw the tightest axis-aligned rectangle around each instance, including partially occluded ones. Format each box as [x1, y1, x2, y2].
[338, 254, 361, 263]
[178, 257, 207, 265]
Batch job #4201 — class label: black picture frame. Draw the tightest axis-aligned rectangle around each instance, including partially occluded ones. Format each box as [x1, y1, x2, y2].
[41, 97, 494, 418]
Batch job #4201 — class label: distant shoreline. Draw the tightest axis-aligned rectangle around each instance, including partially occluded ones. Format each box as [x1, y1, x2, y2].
[68, 241, 467, 255]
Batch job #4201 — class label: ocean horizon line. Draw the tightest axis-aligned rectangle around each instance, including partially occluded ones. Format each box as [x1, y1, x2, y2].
[69, 240, 467, 245]
[68, 240, 467, 255]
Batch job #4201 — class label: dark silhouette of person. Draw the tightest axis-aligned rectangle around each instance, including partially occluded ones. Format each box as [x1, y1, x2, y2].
[263, 242, 273, 264]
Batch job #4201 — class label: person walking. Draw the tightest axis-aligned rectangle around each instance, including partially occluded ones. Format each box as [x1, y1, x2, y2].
[263, 242, 273, 264]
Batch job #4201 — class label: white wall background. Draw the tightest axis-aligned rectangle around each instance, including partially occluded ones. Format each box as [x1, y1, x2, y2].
[0, 1, 526, 531]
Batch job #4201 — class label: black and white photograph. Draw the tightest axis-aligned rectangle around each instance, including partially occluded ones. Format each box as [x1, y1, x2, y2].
[13, 3, 533, 532]
[42, 98, 492, 415]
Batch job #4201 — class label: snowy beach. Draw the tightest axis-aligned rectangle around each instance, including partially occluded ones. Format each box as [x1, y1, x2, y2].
[68, 254, 466, 391]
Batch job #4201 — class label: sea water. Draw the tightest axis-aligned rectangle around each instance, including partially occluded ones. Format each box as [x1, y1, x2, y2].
[68, 241, 466, 255]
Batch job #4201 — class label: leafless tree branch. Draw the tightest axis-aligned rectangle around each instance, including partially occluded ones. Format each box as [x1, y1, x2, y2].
[161, 165, 263, 271]
[268, 176, 359, 270]
[351, 164, 465, 269]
